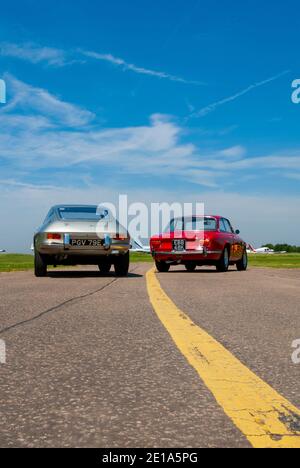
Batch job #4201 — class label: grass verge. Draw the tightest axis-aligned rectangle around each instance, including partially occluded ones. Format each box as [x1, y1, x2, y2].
[247, 253, 300, 269]
[0, 254, 34, 272]
[1, 252, 300, 272]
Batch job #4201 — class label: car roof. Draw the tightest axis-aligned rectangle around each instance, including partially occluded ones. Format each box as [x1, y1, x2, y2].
[52, 205, 98, 210]
[172, 215, 222, 219]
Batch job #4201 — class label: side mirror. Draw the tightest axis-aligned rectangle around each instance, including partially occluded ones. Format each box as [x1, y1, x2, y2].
[235, 229, 240, 235]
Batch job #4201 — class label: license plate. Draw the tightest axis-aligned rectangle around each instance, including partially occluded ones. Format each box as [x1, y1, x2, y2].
[71, 239, 102, 247]
[173, 240, 186, 252]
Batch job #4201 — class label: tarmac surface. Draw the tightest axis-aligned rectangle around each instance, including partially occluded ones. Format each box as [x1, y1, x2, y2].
[0, 264, 299, 448]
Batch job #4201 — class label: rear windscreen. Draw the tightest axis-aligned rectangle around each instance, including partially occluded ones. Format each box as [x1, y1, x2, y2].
[58, 207, 103, 221]
[168, 217, 217, 232]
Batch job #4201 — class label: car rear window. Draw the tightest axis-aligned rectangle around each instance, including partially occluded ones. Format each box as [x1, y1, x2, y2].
[168, 217, 217, 232]
[58, 207, 105, 221]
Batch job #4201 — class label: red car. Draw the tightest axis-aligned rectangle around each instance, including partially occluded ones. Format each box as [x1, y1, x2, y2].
[150, 216, 248, 273]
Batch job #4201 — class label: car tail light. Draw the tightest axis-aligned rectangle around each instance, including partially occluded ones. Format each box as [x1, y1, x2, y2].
[151, 240, 161, 250]
[203, 238, 210, 246]
[113, 233, 127, 241]
[47, 233, 62, 240]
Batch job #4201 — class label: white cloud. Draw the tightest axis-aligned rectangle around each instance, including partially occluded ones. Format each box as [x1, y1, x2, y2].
[189, 71, 290, 118]
[285, 173, 300, 181]
[1, 74, 94, 127]
[1, 76, 300, 187]
[219, 145, 246, 159]
[0, 41, 203, 85]
[0, 76, 300, 194]
[0, 42, 69, 67]
[216, 154, 300, 171]
[0, 79, 213, 183]
[78, 49, 204, 85]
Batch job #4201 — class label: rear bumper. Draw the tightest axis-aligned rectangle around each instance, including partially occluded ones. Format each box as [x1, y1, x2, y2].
[37, 242, 130, 257]
[152, 250, 222, 262]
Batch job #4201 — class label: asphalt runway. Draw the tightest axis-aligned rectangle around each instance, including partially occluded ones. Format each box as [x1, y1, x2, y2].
[0, 264, 300, 448]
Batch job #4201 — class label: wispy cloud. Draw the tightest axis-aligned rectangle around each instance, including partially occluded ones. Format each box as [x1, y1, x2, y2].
[188, 70, 290, 118]
[1, 74, 94, 127]
[0, 179, 58, 190]
[219, 145, 246, 159]
[0, 42, 71, 67]
[78, 49, 204, 85]
[0, 76, 215, 186]
[285, 173, 300, 181]
[1, 75, 300, 191]
[0, 41, 204, 85]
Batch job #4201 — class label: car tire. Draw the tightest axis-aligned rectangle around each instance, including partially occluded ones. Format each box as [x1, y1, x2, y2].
[114, 252, 130, 277]
[155, 261, 170, 273]
[98, 260, 112, 274]
[34, 250, 47, 277]
[216, 247, 230, 272]
[236, 250, 248, 271]
[185, 262, 197, 272]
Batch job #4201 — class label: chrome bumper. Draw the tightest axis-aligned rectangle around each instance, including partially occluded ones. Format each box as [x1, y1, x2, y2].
[153, 250, 222, 256]
[38, 243, 130, 256]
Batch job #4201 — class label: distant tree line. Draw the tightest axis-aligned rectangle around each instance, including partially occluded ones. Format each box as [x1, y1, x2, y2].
[263, 244, 300, 253]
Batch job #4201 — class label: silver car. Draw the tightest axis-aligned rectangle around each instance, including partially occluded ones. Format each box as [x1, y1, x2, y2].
[34, 205, 131, 277]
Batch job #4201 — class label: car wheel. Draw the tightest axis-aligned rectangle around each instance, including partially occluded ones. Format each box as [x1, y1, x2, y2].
[185, 262, 197, 272]
[114, 252, 130, 277]
[236, 250, 248, 271]
[34, 250, 47, 277]
[155, 260, 170, 273]
[98, 260, 112, 274]
[216, 247, 230, 272]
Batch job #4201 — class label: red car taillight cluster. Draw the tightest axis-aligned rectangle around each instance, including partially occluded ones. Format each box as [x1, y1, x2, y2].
[47, 233, 62, 240]
[151, 240, 161, 250]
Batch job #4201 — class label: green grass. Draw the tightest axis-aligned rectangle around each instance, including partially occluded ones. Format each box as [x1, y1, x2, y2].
[247, 253, 300, 269]
[0, 254, 34, 272]
[130, 252, 153, 263]
[0, 252, 152, 273]
[1, 252, 300, 272]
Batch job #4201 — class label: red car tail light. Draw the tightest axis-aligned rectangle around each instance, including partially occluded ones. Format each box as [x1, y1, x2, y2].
[202, 238, 211, 246]
[47, 233, 62, 240]
[151, 240, 161, 249]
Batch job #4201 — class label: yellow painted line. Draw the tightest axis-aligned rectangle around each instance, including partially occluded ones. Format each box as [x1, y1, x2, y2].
[146, 267, 300, 448]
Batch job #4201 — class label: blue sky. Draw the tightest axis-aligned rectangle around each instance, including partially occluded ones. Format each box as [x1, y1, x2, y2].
[0, 0, 300, 251]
